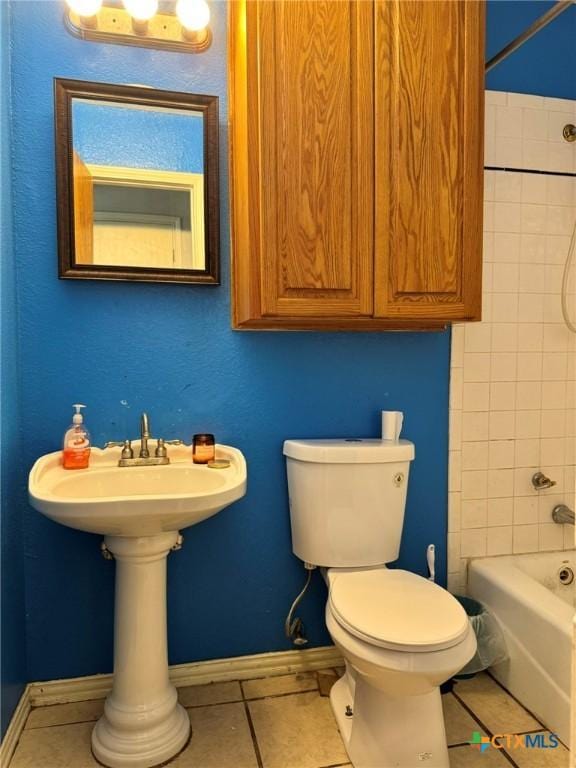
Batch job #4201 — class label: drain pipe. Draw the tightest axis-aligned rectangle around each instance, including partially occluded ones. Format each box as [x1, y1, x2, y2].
[285, 564, 316, 646]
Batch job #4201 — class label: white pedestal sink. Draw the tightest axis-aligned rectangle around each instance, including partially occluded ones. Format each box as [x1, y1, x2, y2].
[29, 442, 247, 768]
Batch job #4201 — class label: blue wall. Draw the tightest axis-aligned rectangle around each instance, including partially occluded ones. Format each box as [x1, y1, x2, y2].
[73, 101, 204, 173]
[486, 1, 576, 99]
[0, 0, 28, 737]
[9, 1, 450, 683]
[3, 0, 573, 697]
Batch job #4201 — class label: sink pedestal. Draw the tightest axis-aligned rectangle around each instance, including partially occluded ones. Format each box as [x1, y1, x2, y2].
[92, 532, 190, 768]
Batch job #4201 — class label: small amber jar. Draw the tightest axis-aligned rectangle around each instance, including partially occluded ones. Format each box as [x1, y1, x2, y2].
[192, 433, 215, 464]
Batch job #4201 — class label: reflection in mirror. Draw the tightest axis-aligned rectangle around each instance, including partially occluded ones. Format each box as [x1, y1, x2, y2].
[55, 80, 219, 284]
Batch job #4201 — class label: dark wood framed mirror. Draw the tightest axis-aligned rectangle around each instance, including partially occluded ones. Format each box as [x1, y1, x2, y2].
[54, 78, 219, 284]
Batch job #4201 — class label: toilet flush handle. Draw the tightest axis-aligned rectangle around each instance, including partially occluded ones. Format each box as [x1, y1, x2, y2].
[427, 544, 436, 582]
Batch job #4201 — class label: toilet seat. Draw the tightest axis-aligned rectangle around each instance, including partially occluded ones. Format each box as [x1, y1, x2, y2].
[328, 569, 469, 652]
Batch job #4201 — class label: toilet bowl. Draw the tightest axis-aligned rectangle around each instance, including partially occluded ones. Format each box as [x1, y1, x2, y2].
[324, 567, 476, 768]
[283, 437, 477, 768]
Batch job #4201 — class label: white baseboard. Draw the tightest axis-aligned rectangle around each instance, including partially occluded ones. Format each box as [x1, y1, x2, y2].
[29, 645, 343, 707]
[0, 686, 31, 768]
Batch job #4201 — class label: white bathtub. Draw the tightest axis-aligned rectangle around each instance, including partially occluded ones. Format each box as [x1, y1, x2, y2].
[468, 550, 574, 747]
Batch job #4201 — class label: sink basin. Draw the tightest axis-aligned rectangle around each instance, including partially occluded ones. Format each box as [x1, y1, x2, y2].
[28, 440, 247, 768]
[29, 442, 247, 536]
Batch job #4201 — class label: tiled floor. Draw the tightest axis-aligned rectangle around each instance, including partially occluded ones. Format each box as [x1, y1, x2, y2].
[9, 670, 569, 768]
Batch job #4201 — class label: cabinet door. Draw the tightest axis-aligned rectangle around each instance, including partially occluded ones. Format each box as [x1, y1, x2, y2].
[374, 0, 484, 321]
[230, 0, 374, 325]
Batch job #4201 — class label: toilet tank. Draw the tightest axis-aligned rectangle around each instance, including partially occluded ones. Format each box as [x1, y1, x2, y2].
[284, 439, 415, 568]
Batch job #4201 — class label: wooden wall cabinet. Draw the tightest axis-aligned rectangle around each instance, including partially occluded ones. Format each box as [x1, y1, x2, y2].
[229, 0, 485, 331]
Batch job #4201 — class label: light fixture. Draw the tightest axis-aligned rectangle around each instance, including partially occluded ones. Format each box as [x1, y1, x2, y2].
[66, 0, 102, 26]
[64, 0, 211, 53]
[123, 0, 158, 33]
[176, 0, 210, 34]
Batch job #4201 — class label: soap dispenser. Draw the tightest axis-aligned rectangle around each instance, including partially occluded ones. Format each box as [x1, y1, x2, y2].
[62, 404, 91, 469]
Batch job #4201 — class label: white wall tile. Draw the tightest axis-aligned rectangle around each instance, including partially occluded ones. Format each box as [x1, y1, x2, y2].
[541, 381, 566, 409]
[462, 411, 490, 442]
[540, 437, 565, 466]
[541, 409, 567, 438]
[488, 440, 515, 469]
[463, 353, 491, 383]
[521, 108, 548, 141]
[508, 93, 543, 109]
[515, 438, 540, 468]
[488, 469, 514, 498]
[490, 352, 517, 382]
[465, 323, 492, 353]
[518, 265, 545, 294]
[490, 410, 516, 440]
[491, 323, 517, 352]
[542, 352, 568, 380]
[490, 382, 516, 411]
[516, 381, 541, 410]
[516, 352, 543, 381]
[449, 90, 575, 582]
[517, 293, 543, 323]
[518, 323, 543, 351]
[461, 529, 487, 558]
[538, 523, 564, 551]
[461, 470, 488, 501]
[515, 410, 541, 439]
[461, 499, 488, 529]
[448, 492, 461, 533]
[487, 497, 514, 527]
[496, 106, 522, 139]
[463, 383, 490, 412]
[494, 232, 521, 263]
[462, 442, 489, 471]
[513, 524, 539, 553]
[487, 526, 513, 556]
[513, 496, 539, 525]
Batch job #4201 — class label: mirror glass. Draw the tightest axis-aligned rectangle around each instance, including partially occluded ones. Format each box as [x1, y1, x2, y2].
[72, 100, 205, 271]
[55, 80, 219, 284]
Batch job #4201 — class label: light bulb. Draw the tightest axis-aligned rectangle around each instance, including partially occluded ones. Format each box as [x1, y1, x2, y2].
[66, 0, 103, 17]
[123, 0, 158, 21]
[176, 0, 210, 32]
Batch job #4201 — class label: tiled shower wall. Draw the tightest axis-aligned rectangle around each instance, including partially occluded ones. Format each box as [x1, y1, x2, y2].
[448, 91, 576, 594]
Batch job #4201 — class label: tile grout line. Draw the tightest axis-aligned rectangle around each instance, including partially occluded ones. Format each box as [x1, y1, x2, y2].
[485, 672, 548, 730]
[24, 685, 326, 731]
[241, 680, 265, 768]
[451, 689, 522, 768]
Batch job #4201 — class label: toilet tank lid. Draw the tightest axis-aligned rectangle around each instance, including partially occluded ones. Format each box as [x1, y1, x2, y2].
[283, 439, 415, 463]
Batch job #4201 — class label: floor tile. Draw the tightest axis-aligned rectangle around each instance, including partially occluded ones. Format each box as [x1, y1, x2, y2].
[442, 693, 486, 746]
[175, 702, 258, 768]
[453, 673, 541, 734]
[11, 722, 98, 768]
[449, 744, 511, 767]
[178, 680, 243, 708]
[249, 691, 348, 768]
[26, 699, 104, 729]
[242, 672, 318, 700]
[501, 732, 569, 768]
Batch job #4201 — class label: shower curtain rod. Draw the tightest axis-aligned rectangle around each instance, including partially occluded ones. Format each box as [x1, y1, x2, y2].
[485, 0, 573, 72]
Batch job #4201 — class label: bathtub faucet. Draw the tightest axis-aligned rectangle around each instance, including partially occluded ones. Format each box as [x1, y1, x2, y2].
[552, 504, 574, 525]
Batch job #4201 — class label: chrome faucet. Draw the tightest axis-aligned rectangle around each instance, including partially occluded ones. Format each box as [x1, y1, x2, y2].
[552, 504, 575, 525]
[140, 412, 151, 459]
[531, 471, 557, 490]
[104, 412, 182, 467]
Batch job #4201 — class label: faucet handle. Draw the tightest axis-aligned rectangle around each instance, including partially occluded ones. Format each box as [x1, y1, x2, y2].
[532, 471, 556, 490]
[155, 439, 167, 458]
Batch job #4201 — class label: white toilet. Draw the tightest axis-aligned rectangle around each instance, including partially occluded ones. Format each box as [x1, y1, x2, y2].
[284, 438, 476, 768]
